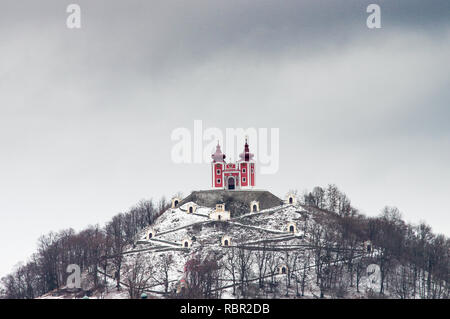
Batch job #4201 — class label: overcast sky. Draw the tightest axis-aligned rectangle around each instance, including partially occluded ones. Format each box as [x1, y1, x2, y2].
[1, 0, 449, 278]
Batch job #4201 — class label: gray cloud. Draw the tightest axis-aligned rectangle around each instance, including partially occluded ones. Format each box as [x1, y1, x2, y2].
[0, 0, 449, 278]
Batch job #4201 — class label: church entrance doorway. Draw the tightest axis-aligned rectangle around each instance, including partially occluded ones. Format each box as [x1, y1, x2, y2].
[227, 177, 235, 190]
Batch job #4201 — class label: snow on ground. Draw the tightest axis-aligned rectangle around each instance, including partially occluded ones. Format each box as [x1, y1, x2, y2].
[43, 201, 382, 299]
[152, 207, 209, 234]
[117, 202, 313, 296]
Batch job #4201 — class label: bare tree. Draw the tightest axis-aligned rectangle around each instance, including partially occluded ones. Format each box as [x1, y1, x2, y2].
[105, 214, 127, 290]
[123, 254, 153, 299]
[300, 252, 310, 297]
[355, 258, 365, 293]
[184, 255, 220, 298]
[255, 244, 269, 289]
[223, 247, 237, 295]
[236, 247, 253, 298]
[153, 254, 174, 295]
[265, 250, 279, 297]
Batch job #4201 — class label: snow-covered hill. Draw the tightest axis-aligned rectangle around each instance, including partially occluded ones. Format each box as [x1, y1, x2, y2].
[39, 190, 392, 299]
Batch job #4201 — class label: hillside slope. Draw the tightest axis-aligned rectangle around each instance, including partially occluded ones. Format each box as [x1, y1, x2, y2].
[39, 196, 376, 299]
[35, 189, 449, 300]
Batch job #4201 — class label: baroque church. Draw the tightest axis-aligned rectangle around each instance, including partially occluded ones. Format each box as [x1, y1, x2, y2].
[211, 138, 255, 190]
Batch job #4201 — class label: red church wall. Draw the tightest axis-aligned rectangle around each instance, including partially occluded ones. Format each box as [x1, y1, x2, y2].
[240, 163, 248, 186]
[214, 163, 223, 188]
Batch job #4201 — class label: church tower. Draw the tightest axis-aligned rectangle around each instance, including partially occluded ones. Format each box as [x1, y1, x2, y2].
[238, 137, 255, 188]
[211, 142, 226, 188]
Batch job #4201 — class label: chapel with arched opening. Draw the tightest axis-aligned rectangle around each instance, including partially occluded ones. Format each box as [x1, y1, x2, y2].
[250, 200, 260, 213]
[278, 264, 288, 275]
[209, 203, 231, 221]
[181, 238, 192, 248]
[184, 202, 197, 214]
[364, 240, 373, 253]
[221, 235, 232, 247]
[172, 197, 181, 208]
[287, 222, 297, 234]
[146, 228, 156, 240]
[286, 193, 297, 205]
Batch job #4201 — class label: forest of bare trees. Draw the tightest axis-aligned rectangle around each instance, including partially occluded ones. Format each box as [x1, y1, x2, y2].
[0, 198, 169, 299]
[178, 185, 449, 299]
[1, 185, 449, 299]
[301, 185, 449, 298]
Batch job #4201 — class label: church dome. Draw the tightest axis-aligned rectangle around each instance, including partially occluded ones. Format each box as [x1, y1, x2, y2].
[211, 142, 226, 162]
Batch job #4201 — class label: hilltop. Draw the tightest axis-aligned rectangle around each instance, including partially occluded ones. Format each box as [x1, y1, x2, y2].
[179, 189, 284, 217]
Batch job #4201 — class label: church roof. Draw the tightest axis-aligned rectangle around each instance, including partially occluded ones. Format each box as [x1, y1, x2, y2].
[239, 138, 254, 162]
[211, 142, 226, 162]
